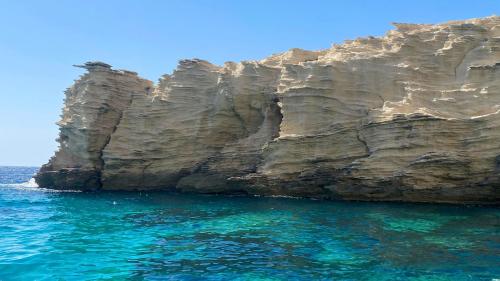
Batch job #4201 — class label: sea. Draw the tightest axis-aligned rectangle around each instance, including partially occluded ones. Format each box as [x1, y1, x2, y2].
[0, 166, 498, 280]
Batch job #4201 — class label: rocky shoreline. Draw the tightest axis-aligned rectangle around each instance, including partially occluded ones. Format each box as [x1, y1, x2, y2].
[36, 16, 500, 204]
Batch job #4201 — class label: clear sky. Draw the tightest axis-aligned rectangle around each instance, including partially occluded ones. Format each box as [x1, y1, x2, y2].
[0, 0, 498, 166]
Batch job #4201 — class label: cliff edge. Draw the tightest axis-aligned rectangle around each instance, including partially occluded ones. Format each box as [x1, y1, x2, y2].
[36, 16, 500, 203]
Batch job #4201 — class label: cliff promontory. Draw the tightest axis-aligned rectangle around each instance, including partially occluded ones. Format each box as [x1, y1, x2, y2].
[36, 16, 500, 203]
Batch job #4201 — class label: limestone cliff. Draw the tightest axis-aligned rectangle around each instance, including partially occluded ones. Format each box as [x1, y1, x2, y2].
[36, 16, 500, 203]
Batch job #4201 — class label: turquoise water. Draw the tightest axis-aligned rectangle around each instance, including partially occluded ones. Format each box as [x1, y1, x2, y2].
[0, 167, 499, 280]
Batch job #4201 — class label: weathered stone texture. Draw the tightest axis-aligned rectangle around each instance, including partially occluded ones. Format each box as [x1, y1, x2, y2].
[36, 17, 500, 203]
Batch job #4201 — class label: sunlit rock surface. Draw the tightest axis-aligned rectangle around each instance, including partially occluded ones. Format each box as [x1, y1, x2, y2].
[36, 16, 500, 203]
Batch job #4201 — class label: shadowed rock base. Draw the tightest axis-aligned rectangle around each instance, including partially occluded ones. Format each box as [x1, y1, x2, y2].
[35, 168, 499, 204]
[35, 167, 101, 191]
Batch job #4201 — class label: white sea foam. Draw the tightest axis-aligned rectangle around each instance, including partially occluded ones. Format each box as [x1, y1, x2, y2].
[23, 178, 38, 188]
[3, 178, 81, 193]
[4, 178, 38, 188]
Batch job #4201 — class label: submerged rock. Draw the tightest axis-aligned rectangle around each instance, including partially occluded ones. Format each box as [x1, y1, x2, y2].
[36, 16, 500, 203]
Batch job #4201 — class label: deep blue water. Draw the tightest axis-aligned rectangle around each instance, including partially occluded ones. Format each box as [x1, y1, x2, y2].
[0, 166, 498, 280]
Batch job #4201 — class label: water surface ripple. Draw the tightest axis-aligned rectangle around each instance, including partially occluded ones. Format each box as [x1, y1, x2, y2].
[0, 167, 498, 280]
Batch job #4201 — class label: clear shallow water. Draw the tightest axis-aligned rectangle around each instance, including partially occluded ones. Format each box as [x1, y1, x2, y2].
[0, 167, 498, 280]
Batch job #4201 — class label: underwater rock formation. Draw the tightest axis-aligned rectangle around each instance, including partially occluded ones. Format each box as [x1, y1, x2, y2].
[36, 16, 500, 203]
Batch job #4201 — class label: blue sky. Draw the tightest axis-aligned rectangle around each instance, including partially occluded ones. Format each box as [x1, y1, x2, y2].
[0, 0, 498, 166]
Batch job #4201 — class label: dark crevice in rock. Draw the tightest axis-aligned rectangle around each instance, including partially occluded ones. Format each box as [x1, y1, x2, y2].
[494, 155, 500, 171]
[356, 129, 371, 156]
[96, 94, 134, 188]
[252, 94, 283, 172]
[270, 94, 283, 139]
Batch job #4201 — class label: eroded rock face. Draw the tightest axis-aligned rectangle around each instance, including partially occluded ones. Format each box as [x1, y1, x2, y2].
[36, 17, 500, 203]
